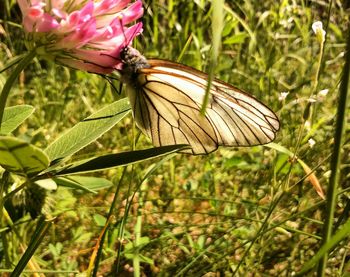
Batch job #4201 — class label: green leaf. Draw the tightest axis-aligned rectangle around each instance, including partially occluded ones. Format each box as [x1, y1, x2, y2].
[0, 105, 35, 135]
[125, 237, 154, 264]
[54, 145, 189, 175]
[93, 214, 107, 226]
[35, 178, 57, 190]
[223, 32, 249, 44]
[0, 136, 49, 177]
[45, 98, 131, 162]
[54, 176, 114, 193]
[138, 254, 154, 265]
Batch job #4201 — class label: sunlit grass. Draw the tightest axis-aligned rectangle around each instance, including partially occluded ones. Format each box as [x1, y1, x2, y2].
[0, 0, 348, 276]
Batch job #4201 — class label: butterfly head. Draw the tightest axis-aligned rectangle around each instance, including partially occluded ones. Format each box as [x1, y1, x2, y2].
[119, 46, 150, 85]
[120, 46, 149, 71]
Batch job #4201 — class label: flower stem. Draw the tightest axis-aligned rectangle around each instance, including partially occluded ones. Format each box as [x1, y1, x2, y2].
[133, 206, 142, 277]
[312, 36, 324, 95]
[0, 49, 36, 130]
[317, 22, 350, 276]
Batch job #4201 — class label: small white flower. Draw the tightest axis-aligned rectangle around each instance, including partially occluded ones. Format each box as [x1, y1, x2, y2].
[317, 89, 329, 101]
[279, 17, 294, 29]
[308, 138, 316, 148]
[318, 89, 329, 97]
[312, 21, 323, 34]
[312, 21, 326, 43]
[279, 91, 289, 101]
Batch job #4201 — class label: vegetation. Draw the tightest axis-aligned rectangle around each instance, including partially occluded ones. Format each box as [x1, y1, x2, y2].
[0, 0, 349, 276]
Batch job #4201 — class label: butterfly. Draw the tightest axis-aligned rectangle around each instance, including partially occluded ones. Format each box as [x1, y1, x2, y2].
[119, 46, 280, 155]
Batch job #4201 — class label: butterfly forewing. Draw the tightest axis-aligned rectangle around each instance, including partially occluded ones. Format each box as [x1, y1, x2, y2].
[122, 50, 279, 155]
[215, 82, 280, 132]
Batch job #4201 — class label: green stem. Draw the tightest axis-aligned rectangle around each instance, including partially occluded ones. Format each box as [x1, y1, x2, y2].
[317, 22, 350, 276]
[311, 3, 332, 126]
[92, 166, 128, 277]
[0, 49, 36, 130]
[133, 202, 142, 277]
[312, 33, 324, 95]
[200, 0, 224, 115]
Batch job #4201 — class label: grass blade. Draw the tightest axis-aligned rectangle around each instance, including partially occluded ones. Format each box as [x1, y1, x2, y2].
[11, 217, 53, 277]
[317, 20, 350, 275]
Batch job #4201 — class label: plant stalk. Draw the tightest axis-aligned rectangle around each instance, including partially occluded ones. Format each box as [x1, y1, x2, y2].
[317, 21, 350, 276]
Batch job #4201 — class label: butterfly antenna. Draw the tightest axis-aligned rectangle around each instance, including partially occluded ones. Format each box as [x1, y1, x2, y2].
[119, 8, 145, 50]
[117, 15, 129, 48]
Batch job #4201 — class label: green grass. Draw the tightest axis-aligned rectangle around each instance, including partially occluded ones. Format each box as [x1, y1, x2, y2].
[0, 0, 349, 276]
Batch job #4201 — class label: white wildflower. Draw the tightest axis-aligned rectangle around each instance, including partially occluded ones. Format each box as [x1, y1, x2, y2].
[317, 89, 329, 101]
[308, 138, 316, 148]
[279, 91, 289, 101]
[318, 89, 329, 97]
[312, 21, 326, 43]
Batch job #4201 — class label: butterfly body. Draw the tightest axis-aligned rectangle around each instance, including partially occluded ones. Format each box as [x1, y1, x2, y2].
[120, 46, 280, 155]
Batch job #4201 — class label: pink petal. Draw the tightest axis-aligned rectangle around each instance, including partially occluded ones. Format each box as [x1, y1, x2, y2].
[67, 10, 81, 25]
[94, 0, 143, 28]
[89, 22, 142, 50]
[36, 13, 60, 32]
[89, 33, 125, 51]
[22, 6, 59, 33]
[71, 48, 121, 67]
[94, 0, 130, 15]
[27, 6, 44, 18]
[56, 18, 97, 48]
[57, 1, 94, 33]
[58, 48, 124, 73]
[119, 0, 143, 25]
[79, 1, 94, 23]
[122, 22, 143, 46]
[94, 17, 124, 41]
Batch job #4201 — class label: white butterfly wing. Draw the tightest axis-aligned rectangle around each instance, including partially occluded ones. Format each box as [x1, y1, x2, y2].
[126, 59, 279, 155]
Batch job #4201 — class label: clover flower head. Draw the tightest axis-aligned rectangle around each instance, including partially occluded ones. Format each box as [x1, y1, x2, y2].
[18, 0, 144, 73]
